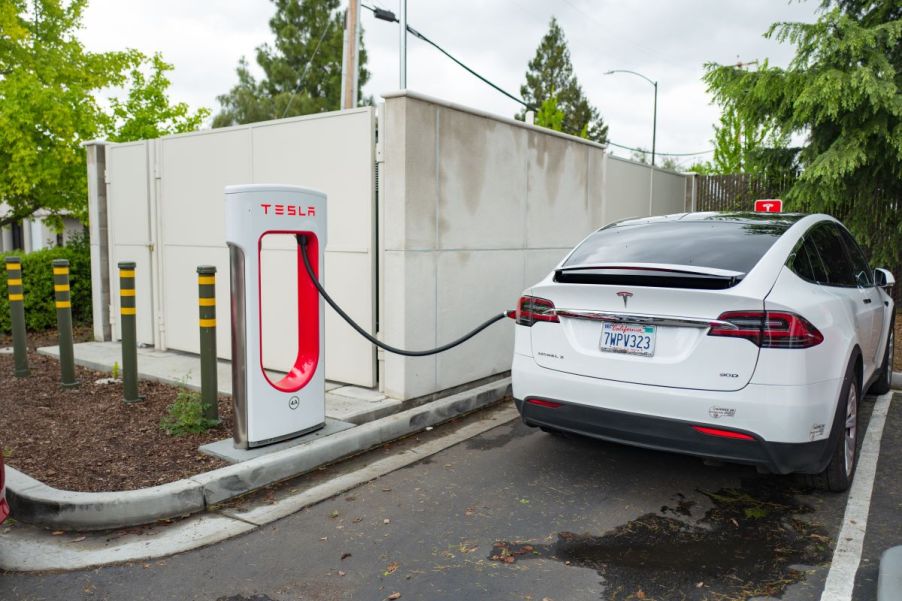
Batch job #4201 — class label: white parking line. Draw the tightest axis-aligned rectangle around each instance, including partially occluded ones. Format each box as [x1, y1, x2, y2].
[820, 391, 894, 601]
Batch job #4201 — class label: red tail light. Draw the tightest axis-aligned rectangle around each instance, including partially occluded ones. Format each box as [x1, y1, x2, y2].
[527, 398, 562, 408]
[516, 296, 559, 327]
[709, 311, 823, 349]
[692, 425, 755, 440]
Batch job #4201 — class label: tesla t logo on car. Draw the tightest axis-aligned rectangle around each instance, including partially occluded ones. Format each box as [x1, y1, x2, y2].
[616, 291, 633, 308]
[754, 199, 783, 213]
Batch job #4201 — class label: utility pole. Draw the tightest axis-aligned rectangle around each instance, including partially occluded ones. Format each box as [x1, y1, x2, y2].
[399, 0, 407, 88]
[340, 0, 361, 109]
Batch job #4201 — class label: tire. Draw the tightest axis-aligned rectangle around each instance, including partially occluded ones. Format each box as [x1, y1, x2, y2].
[814, 363, 861, 492]
[868, 314, 895, 395]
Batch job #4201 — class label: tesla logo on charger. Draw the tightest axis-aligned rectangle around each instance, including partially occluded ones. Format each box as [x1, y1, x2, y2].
[754, 199, 783, 213]
[616, 291, 633, 308]
[260, 203, 316, 217]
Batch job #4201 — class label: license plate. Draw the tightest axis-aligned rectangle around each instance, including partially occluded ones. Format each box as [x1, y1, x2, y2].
[600, 322, 656, 357]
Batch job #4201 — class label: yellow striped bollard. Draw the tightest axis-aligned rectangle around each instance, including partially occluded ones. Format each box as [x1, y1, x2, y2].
[197, 266, 219, 423]
[118, 261, 140, 402]
[5, 256, 29, 377]
[52, 259, 78, 387]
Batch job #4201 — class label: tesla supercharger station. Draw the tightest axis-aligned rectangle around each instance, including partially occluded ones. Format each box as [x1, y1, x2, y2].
[225, 184, 327, 449]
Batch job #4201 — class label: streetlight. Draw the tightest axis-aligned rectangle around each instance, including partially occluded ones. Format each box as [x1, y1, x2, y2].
[604, 69, 658, 166]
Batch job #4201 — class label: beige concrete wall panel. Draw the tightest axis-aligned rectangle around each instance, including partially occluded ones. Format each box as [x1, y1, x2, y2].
[323, 250, 376, 385]
[252, 111, 373, 251]
[160, 130, 252, 248]
[395, 98, 438, 250]
[437, 109, 528, 249]
[381, 250, 437, 400]
[526, 131, 592, 247]
[652, 169, 687, 216]
[587, 148, 606, 227]
[160, 245, 230, 359]
[524, 248, 572, 290]
[604, 157, 652, 224]
[434, 250, 522, 389]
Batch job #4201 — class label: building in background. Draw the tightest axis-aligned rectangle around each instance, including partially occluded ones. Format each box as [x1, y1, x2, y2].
[0, 205, 84, 253]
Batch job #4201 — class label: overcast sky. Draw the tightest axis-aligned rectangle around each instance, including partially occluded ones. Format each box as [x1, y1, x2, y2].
[80, 0, 819, 166]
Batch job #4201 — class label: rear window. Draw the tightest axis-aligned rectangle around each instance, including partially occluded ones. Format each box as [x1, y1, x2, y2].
[564, 220, 788, 274]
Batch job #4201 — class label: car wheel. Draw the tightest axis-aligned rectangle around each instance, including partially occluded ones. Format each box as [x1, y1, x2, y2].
[815, 366, 860, 492]
[868, 315, 895, 395]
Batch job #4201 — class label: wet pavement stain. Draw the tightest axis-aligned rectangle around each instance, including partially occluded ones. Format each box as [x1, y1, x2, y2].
[490, 478, 832, 600]
[215, 595, 279, 601]
[464, 425, 519, 450]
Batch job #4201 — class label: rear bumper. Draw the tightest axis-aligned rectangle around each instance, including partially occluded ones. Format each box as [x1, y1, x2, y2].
[512, 353, 842, 474]
[515, 397, 832, 474]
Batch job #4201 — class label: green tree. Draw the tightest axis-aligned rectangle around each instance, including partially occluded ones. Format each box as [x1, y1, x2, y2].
[534, 93, 565, 132]
[704, 0, 901, 262]
[694, 100, 791, 175]
[214, 0, 371, 127]
[517, 17, 608, 143]
[108, 53, 210, 143]
[0, 0, 137, 227]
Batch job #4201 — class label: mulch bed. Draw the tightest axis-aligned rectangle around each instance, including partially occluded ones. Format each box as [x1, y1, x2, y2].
[0, 327, 232, 492]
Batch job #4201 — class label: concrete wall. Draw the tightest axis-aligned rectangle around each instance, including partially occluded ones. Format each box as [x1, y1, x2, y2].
[379, 91, 687, 400]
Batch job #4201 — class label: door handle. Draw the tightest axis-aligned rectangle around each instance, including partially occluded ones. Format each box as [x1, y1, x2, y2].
[863, 298, 872, 304]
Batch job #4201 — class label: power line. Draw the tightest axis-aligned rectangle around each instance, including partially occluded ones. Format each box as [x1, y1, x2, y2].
[360, 4, 715, 158]
[606, 142, 713, 157]
[280, 16, 334, 118]
[361, 3, 534, 110]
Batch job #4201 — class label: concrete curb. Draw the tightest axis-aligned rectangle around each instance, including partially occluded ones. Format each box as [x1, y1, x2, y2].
[6, 378, 512, 531]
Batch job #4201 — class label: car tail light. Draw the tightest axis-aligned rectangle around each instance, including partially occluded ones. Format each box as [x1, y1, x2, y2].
[709, 311, 823, 349]
[527, 398, 562, 408]
[516, 296, 559, 327]
[692, 425, 755, 440]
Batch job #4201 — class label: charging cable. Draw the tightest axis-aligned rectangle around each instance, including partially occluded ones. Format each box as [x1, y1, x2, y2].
[298, 235, 509, 357]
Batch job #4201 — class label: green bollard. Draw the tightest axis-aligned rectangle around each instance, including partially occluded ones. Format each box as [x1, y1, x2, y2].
[5, 257, 29, 377]
[197, 266, 220, 423]
[118, 261, 140, 403]
[52, 259, 78, 387]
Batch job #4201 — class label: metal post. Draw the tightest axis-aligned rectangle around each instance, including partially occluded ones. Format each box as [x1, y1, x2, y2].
[400, 0, 407, 88]
[5, 256, 29, 377]
[651, 81, 658, 167]
[341, 0, 361, 110]
[52, 259, 78, 387]
[118, 261, 140, 402]
[197, 266, 219, 423]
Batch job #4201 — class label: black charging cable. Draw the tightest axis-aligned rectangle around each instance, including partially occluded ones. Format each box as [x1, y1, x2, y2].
[297, 235, 508, 357]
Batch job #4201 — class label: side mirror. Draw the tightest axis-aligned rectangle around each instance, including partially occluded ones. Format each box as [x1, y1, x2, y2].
[874, 268, 895, 289]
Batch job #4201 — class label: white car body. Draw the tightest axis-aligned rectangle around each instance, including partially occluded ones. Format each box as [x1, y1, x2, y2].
[512, 212, 895, 482]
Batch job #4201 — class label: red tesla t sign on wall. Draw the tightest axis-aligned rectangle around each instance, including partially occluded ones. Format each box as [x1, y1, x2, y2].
[754, 199, 783, 213]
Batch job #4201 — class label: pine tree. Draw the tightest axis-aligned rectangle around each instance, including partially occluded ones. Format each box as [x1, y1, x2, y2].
[517, 17, 608, 143]
[704, 0, 901, 264]
[214, 0, 370, 127]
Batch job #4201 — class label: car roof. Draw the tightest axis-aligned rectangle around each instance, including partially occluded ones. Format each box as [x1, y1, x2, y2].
[605, 211, 811, 230]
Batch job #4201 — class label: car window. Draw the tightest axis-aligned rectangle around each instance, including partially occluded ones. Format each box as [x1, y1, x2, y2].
[790, 236, 829, 284]
[564, 221, 787, 274]
[809, 224, 857, 287]
[836, 225, 873, 287]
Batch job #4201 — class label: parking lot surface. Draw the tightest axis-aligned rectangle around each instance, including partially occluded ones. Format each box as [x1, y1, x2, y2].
[1, 395, 897, 601]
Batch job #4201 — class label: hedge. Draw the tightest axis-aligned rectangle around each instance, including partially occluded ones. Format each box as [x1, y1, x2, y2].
[0, 237, 92, 334]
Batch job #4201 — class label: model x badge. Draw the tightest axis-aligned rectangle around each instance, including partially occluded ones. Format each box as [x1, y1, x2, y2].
[616, 291, 633, 308]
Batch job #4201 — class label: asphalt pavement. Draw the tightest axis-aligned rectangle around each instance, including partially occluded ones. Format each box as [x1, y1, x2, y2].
[1, 395, 897, 601]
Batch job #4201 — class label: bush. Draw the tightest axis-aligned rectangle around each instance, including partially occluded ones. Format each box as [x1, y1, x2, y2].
[0, 235, 92, 334]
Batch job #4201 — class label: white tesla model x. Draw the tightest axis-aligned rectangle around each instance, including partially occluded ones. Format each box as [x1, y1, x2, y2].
[512, 212, 895, 491]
